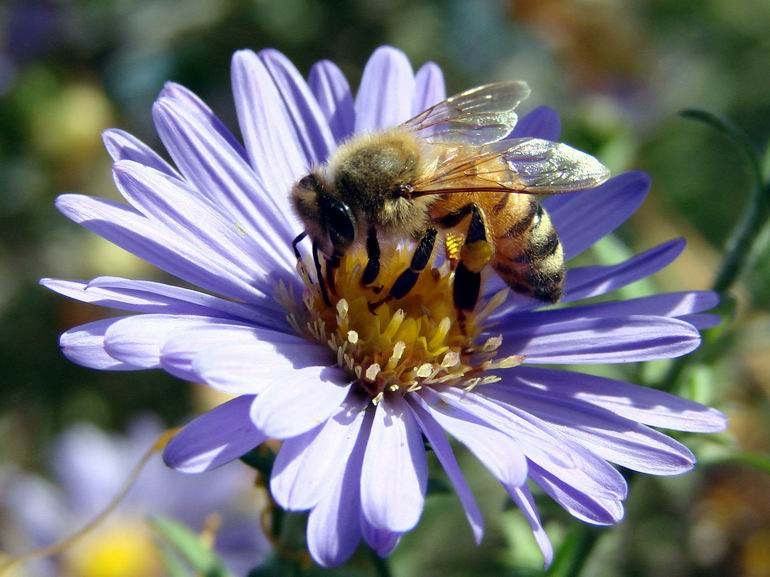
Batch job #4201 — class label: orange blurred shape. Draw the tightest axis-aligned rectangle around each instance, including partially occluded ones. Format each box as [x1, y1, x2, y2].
[509, 0, 649, 90]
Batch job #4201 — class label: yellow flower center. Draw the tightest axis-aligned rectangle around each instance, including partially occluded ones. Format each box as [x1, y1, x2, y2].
[64, 520, 161, 577]
[280, 243, 523, 402]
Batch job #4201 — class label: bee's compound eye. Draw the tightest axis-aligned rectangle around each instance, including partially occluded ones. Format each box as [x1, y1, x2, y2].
[321, 196, 356, 248]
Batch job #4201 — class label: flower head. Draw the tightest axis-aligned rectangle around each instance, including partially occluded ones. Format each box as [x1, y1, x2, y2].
[44, 46, 727, 567]
[0, 419, 269, 577]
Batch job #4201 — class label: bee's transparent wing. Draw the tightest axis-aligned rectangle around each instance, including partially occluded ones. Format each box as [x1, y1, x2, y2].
[412, 138, 610, 195]
[402, 81, 531, 145]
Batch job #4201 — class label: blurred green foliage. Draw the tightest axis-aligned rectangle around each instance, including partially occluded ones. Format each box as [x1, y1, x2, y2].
[2, 1, 770, 576]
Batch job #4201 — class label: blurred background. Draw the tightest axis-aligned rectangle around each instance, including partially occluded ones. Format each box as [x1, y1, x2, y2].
[1, 0, 769, 576]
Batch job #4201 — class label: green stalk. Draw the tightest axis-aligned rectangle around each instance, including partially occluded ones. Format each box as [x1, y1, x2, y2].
[368, 548, 394, 577]
[660, 112, 769, 388]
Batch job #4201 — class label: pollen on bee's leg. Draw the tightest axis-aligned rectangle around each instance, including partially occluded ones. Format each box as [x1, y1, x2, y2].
[281, 244, 523, 401]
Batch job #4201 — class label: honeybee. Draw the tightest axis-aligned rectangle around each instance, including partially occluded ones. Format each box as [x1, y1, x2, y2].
[291, 81, 610, 313]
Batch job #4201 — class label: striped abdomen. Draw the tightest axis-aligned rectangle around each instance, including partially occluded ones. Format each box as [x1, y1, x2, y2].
[486, 193, 564, 303]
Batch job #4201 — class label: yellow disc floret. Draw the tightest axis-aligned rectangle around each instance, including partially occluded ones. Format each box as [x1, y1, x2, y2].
[279, 243, 523, 402]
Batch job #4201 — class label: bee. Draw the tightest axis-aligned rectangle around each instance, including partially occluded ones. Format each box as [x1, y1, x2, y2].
[291, 81, 610, 313]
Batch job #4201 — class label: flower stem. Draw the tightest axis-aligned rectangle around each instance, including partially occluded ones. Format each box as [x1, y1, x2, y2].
[711, 178, 769, 293]
[368, 547, 393, 577]
[660, 121, 770, 388]
[546, 527, 601, 577]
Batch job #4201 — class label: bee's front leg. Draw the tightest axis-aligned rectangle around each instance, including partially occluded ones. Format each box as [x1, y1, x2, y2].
[361, 227, 381, 287]
[368, 228, 437, 312]
[325, 252, 341, 295]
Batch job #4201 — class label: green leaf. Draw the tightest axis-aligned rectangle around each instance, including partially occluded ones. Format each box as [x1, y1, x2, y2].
[679, 109, 762, 189]
[149, 515, 234, 577]
[498, 510, 548, 570]
[678, 364, 715, 404]
[156, 540, 192, 577]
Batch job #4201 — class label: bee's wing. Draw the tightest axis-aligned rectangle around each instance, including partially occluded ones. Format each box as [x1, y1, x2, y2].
[412, 138, 610, 196]
[402, 81, 531, 145]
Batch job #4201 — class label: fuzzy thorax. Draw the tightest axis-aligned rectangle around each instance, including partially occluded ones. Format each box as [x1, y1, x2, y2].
[279, 243, 524, 402]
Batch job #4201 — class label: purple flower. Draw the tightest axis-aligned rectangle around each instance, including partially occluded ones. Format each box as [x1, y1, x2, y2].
[43, 46, 727, 568]
[0, 418, 269, 577]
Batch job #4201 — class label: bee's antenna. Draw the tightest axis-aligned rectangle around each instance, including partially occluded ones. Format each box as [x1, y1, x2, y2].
[292, 231, 308, 260]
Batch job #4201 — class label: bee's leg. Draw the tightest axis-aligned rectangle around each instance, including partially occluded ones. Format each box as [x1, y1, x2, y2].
[434, 203, 479, 270]
[361, 227, 381, 286]
[368, 228, 437, 312]
[453, 204, 492, 313]
[325, 252, 342, 295]
[291, 231, 308, 260]
[312, 241, 332, 306]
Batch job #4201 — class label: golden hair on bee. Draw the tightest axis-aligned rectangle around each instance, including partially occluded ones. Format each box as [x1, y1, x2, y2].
[290, 81, 609, 312]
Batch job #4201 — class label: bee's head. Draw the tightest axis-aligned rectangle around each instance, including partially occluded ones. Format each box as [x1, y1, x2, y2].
[291, 172, 357, 257]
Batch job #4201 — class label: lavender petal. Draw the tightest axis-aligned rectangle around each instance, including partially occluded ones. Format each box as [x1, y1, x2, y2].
[55, 194, 271, 303]
[498, 315, 702, 364]
[562, 238, 686, 302]
[413, 389, 528, 488]
[160, 323, 295, 383]
[230, 49, 309, 211]
[413, 62, 446, 114]
[440, 388, 626, 499]
[102, 128, 178, 176]
[308, 60, 355, 142]
[41, 278, 284, 327]
[408, 400, 484, 543]
[361, 395, 427, 532]
[488, 238, 689, 314]
[258, 49, 335, 165]
[152, 96, 298, 262]
[497, 291, 719, 329]
[507, 485, 553, 568]
[113, 160, 282, 284]
[160, 82, 249, 161]
[85, 276, 284, 323]
[529, 463, 624, 525]
[511, 106, 561, 141]
[104, 314, 249, 369]
[271, 393, 368, 511]
[361, 517, 401, 557]
[485, 384, 696, 474]
[355, 46, 415, 132]
[545, 171, 650, 260]
[163, 396, 266, 473]
[678, 313, 722, 329]
[498, 366, 727, 433]
[306, 409, 371, 567]
[60, 317, 138, 371]
[194, 338, 333, 396]
[249, 367, 352, 439]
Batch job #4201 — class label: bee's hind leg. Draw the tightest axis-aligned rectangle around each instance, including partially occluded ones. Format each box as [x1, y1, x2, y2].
[368, 228, 437, 312]
[452, 204, 493, 331]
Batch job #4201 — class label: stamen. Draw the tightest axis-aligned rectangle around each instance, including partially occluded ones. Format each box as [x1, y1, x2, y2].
[283, 245, 522, 400]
